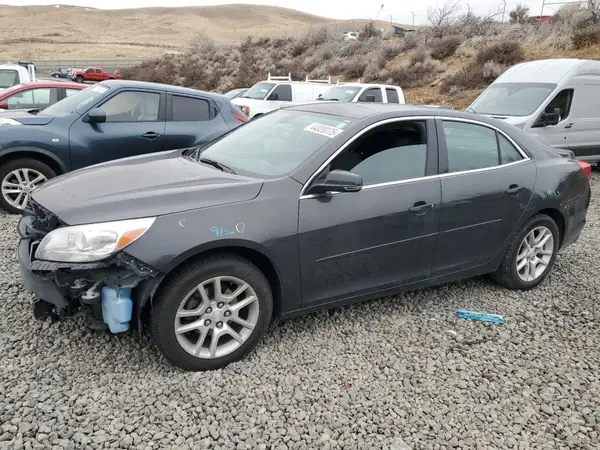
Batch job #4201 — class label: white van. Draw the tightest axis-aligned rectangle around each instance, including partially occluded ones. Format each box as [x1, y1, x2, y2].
[232, 73, 333, 119]
[317, 81, 406, 104]
[0, 62, 36, 89]
[466, 58, 600, 163]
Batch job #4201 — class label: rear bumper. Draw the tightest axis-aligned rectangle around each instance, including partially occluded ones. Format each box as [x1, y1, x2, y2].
[18, 238, 69, 308]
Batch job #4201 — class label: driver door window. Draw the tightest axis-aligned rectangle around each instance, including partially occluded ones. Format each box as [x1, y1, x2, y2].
[358, 88, 383, 103]
[269, 84, 292, 101]
[100, 91, 160, 122]
[534, 88, 573, 128]
[6, 88, 58, 109]
[327, 120, 428, 185]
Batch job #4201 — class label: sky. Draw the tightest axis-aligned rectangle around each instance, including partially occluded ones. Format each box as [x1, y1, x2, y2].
[3, 0, 556, 25]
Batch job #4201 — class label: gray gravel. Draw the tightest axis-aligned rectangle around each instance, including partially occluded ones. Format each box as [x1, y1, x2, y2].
[1, 173, 600, 450]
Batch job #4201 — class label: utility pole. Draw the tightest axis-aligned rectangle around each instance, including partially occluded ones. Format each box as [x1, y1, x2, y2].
[375, 4, 384, 20]
[389, 14, 393, 25]
[541, 0, 545, 17]
[466, 3, 471, 14]
[501, 0, 507, 22]
[410, 11, 415, 26]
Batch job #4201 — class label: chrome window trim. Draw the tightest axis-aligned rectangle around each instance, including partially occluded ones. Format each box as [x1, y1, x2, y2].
[299, 114, 532, 199]
[438, 116, 530, 160]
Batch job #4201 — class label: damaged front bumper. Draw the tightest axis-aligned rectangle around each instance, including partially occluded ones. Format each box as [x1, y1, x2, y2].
[17, 201, 163, 333]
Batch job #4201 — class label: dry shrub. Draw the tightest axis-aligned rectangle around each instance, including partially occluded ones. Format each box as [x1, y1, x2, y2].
[430, 36, 462, 60]
[380, 42, 403, 60]
[342, 57, 368, 79]
[386, 57, 441, 88]
[572, 28, 600, 49]
[410, 49, 428, 65]
[475, 41, 524, 66]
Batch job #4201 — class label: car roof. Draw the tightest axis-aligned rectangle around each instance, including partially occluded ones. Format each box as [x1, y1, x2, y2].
[19, 80, 84, 88]
[495, 58, 600, 84]
[100, 79, 227, 99]
[281, 100, 514, 131]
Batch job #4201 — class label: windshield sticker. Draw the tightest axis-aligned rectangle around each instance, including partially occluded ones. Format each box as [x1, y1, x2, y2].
[345, 90, 356, 94]
[91, 85, 108, 93]
[336, 123, 347, 129]
[304, 122, 344, 138]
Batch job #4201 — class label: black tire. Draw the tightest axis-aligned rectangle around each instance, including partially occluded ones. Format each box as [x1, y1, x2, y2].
[52, 73, 59, 78]
[75, 75, 84, 83]
[492, 213, 560, 290]
[0, 158, 56, 214]
[149, 254, 273, 371]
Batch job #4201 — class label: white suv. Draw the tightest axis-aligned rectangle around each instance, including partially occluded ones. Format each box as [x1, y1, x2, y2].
[232, 73, 333, 119]
[317, 82, 406, 104]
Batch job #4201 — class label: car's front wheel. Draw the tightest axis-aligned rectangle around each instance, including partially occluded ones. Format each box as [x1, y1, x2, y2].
[75, 75, 84, 83]
[0, 158, 56, 214]
[492, 213, 560, 290]
[150, 254, 273, 371]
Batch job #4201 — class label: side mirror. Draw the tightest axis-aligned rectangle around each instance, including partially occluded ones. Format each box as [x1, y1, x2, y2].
[307, 170, 363, 195]
[86, 108, 106, 124]
[0, 101, 8, 110]
[268, 92, 279, 101]
[535, 107, 560, 128]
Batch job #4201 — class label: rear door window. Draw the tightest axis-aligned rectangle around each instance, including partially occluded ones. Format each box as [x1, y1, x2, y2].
[171, 95, 212, 121]
[386, 88, 400, 103]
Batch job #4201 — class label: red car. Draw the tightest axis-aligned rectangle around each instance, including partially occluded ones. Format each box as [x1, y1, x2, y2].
[72, 68, 121, 83]
[0, 81, 87, 111]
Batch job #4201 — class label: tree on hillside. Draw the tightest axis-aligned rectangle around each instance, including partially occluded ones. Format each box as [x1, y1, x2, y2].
[427, 0, 461, 38]
[509, 4, 530, 24]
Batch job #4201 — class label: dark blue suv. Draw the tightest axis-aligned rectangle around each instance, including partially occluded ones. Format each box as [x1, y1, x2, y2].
[0, 80, 248, 213]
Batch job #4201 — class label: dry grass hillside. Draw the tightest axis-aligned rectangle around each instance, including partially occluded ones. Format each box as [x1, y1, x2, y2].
[0, 4, 406, 60]
[122, 1, 600, 108]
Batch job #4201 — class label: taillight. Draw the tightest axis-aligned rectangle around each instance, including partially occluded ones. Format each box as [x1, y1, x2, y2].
[231, 105, 248, 124]
[577, 161, 592, 179]
[233, 113, 247, 124]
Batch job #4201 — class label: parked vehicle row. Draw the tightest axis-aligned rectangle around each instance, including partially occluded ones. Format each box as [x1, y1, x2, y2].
[17, 102, 592, 371]
[232, 73, 407, 119]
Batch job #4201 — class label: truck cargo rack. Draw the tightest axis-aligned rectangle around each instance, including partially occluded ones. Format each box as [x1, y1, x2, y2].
[267, 72, 293, 81]
[305, 75, 332, 84]
[336, 78, 362, 84]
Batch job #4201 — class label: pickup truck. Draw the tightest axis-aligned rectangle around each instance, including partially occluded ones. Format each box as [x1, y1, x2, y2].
[0, 79, 247, 213]
[72, 67, 121, 83]
[317, 82, 406, 104]
[0, 62, 36, 89]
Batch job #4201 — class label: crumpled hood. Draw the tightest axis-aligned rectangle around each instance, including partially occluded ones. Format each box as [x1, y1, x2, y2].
[0, 110, 55, 125]
[32, 149, 264, 225]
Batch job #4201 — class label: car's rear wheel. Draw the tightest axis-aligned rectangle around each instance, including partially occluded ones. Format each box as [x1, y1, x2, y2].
[149, 254, 273, 371]
[0, 159, 56, 214]
[492, 213, 560, 290]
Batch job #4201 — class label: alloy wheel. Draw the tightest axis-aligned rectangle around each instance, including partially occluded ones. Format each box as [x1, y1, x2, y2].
[516, 226, 554, 282]
[1, 168, 47, 211]
[174, 276, 259, 359]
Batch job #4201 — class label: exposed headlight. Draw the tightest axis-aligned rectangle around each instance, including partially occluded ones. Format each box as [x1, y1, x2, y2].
[35, 217, 156, 262]
[0, 118, 22, 126]
[237, 105, 250, 116]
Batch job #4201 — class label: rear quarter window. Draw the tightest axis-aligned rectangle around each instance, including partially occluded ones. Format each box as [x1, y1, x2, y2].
[172, 95, 212, 121]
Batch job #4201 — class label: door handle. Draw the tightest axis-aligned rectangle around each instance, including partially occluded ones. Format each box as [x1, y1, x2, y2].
[505, 184, 522, 196]
[409, 201, 434, 215]
[565, 123, 573, 129]
[142, 132, 160, 140]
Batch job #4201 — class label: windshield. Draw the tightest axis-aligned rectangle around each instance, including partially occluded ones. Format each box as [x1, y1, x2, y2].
[469, 82, 557, 117]
[0, 70, 20, 89]
[319, 86, 361, 102]
[40, 84, 108, 117]
[224, 89, 245, 99]
[240, 82, 275, 100]
[197, 110, 352, 178]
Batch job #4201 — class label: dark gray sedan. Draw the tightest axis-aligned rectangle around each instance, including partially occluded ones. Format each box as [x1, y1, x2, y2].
[17, 103, 592, 371]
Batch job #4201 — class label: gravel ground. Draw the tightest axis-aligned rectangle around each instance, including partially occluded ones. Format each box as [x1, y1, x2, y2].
[1, 173, 599, 450]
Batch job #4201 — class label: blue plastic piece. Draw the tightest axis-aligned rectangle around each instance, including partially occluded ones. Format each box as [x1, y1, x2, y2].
[457, 309, 505, 324]
[101, 286, 133, 333]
